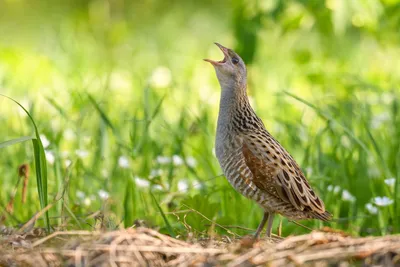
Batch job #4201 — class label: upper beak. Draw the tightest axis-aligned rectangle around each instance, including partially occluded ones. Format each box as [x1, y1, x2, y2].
[203, 42, 229, 65]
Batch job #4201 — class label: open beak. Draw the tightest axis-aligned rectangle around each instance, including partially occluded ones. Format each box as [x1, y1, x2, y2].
[204, 42, 229, 65]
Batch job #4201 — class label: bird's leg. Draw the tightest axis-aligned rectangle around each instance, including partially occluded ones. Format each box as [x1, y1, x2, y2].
[254, 212, 269, 239]
[265, 213, 275, 238]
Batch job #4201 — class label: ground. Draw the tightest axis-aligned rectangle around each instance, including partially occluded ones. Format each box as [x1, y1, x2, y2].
[1, 227, 399, 266]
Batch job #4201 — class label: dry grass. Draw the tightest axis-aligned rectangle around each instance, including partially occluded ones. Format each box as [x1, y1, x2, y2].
[1, 226, 400, 266]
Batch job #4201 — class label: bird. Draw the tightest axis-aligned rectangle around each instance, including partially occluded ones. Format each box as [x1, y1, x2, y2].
[204, 43, 331, 239]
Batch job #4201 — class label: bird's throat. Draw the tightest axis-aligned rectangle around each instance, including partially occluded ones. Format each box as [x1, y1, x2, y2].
[217, 84, 249, 132]
[219, 84, 248, 114]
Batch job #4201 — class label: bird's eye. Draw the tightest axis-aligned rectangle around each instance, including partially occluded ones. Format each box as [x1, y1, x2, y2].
[232, 57, 239, 65]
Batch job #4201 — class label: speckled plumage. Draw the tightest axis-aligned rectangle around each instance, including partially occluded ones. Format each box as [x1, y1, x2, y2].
[205, 43, 331, 238]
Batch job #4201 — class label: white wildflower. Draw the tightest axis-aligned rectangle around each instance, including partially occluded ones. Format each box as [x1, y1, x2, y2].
[98, 189, 109, 200]
[384, 178, 396, 187]
[118, 156, 130, 168]
[40, 135, 50, 148]
[334, 186, 341, 194]
[152, 184, 163, 191]
[75, 149, 89, 159]
[177, 180, 189, 192]
[150, 66, 172, 88]
[365, 203, 378, 214]
[45, 150, 55, 164]
[83, 197, 91, 206]
[156, 156, 171, 165]
[150, 169, 163, 178]
[371, 112, 390, 129]
[76, 190, 85, 199]
[186, 156, 197, 168]
[135, 177, 150, 188]
[64, 129, 76, 140]
[64, 159, 72, 168]
[342, 189, 356, 202]
[192, 180, 202, 190]
[172, 155, 184, 166]
[373, 196, 393, 206]
[327, 185, 341, 194]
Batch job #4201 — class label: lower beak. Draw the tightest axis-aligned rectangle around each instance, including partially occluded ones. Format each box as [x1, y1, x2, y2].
[203, 58, 220, 65]
[204, 42, 229, 65]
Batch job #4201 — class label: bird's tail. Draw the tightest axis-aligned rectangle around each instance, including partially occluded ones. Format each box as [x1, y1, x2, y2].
[313, 211, 332, 221]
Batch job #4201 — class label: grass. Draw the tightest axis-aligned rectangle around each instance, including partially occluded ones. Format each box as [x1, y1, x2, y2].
[0, 1, 399, 239]
[0, 94, 50, 232]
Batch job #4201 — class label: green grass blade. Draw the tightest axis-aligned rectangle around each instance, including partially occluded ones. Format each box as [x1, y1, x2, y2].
[124, 178, 136, 228]
[63, 203, 83, 229]
[0, 94, 50, 232]
[32, 138, 49, 229]
[45, 97, 68, 119]
[0, 136, 34, 149]
[363, 120, 391, 177]
[394, 152, 400, 231]
[87, 93, 115, 131]
[147, 94, 166, 127]
[283, 91, 371, 154]
[151, 193, 175, 237]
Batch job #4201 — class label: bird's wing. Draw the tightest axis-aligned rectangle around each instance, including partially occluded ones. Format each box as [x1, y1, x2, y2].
[241, 132, 326, 214]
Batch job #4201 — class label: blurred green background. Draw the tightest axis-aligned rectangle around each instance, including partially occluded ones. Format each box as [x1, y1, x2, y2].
[0, 0, 399, 237]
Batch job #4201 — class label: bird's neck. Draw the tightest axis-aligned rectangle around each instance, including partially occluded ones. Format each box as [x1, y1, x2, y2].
[217, 83, 250, 131]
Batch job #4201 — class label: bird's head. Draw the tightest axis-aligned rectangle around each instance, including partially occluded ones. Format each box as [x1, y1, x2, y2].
[204, 43, 247, 90]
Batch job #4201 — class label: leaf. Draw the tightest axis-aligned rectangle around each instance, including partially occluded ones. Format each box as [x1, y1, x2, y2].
[0, 136, 34, 149]
[181, 194, 219, 232]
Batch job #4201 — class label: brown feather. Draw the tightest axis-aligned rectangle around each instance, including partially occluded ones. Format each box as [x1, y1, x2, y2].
[242, 133, 327, 217]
